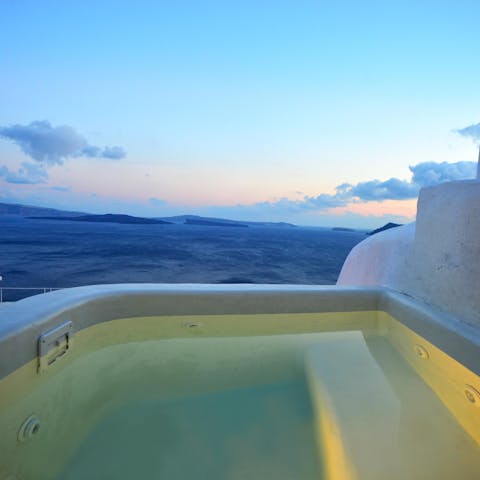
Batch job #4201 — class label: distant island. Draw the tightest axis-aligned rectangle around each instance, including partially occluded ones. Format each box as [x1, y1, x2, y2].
[29, 214, 172, 225]
[0, 202, 84, 217]
[185, 218, 248, 227]
[158, 214, 296, 228]
[0, 202, 296, 228]
[0, 201, 406, 232]
[367, 222, 403, 236]
[332, 227, 356, 232]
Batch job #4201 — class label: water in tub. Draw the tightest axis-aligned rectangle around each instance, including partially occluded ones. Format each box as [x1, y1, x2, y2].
[0, 321, 480, 480]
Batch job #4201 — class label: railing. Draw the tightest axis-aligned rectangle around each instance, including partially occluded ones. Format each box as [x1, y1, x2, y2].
[0, 287, 62, 303]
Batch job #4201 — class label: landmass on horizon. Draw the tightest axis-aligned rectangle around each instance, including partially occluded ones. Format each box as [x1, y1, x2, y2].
[0, 201, 399, 235]
[0, 201, 296, 228]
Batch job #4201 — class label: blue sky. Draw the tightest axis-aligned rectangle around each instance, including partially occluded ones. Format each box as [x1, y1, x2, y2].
[0, 0, 479, 227]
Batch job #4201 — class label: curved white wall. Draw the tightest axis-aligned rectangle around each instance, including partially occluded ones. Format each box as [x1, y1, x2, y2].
[339, 181, 480, 328]
[338, 222, 415, 289]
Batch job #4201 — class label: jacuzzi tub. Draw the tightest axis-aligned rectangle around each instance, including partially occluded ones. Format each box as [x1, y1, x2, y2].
[0, 284, 479, 479]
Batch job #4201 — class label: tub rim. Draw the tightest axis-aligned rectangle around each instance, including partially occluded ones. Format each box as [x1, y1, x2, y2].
[0, 284, 479, 379]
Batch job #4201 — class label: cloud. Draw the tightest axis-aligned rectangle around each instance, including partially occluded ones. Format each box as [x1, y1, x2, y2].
[410, 161, 476, 187]
[346, 162, 475, 202]
[303, 183, 354, 209]
[0, 120, 126, 164]
[454, 122, 480, 144]
[261, 160, 477, 213]
[98, 146, 126, 159]
[0, 162, 48, 184]
[348, 178, 419, 201]
[79, 145, 101, 158]
[79, 145, 126, 159]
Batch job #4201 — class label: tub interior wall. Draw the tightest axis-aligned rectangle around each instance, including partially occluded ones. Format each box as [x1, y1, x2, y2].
[381, 311, 480, 446]
[0, 312, 377, 479]
[0, 309, 479, 479]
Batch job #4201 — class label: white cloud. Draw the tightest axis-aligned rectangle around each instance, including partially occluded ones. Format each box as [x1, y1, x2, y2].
[454, 122, 480, 144]
[257, 160, 477, 213]
[0, 120, 126, 164]
[0, 162, 48, 184]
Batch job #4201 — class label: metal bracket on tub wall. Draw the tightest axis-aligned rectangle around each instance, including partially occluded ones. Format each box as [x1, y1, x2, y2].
[37, 320, 73, 374]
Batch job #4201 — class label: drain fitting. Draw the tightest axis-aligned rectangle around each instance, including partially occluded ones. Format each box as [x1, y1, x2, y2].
[414, 344, 429, 360]
[464, 385, 480, 407]
[183, 322, 201, 328]
[18, 415, 41, 443]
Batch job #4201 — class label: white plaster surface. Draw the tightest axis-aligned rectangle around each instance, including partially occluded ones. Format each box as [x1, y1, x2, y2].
[338, 181, 480, 328]
[338, 222, 415, 288]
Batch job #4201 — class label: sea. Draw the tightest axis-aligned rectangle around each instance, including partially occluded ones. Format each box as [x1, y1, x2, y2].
[0, 216, 366, 302]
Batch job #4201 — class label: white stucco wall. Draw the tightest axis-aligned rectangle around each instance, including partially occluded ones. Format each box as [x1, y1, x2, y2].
[338, 181, 480, 328]
[337, 222, 415, 288]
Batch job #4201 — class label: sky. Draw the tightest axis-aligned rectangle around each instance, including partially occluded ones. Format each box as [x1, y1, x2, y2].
[1, 0, 479, 228]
